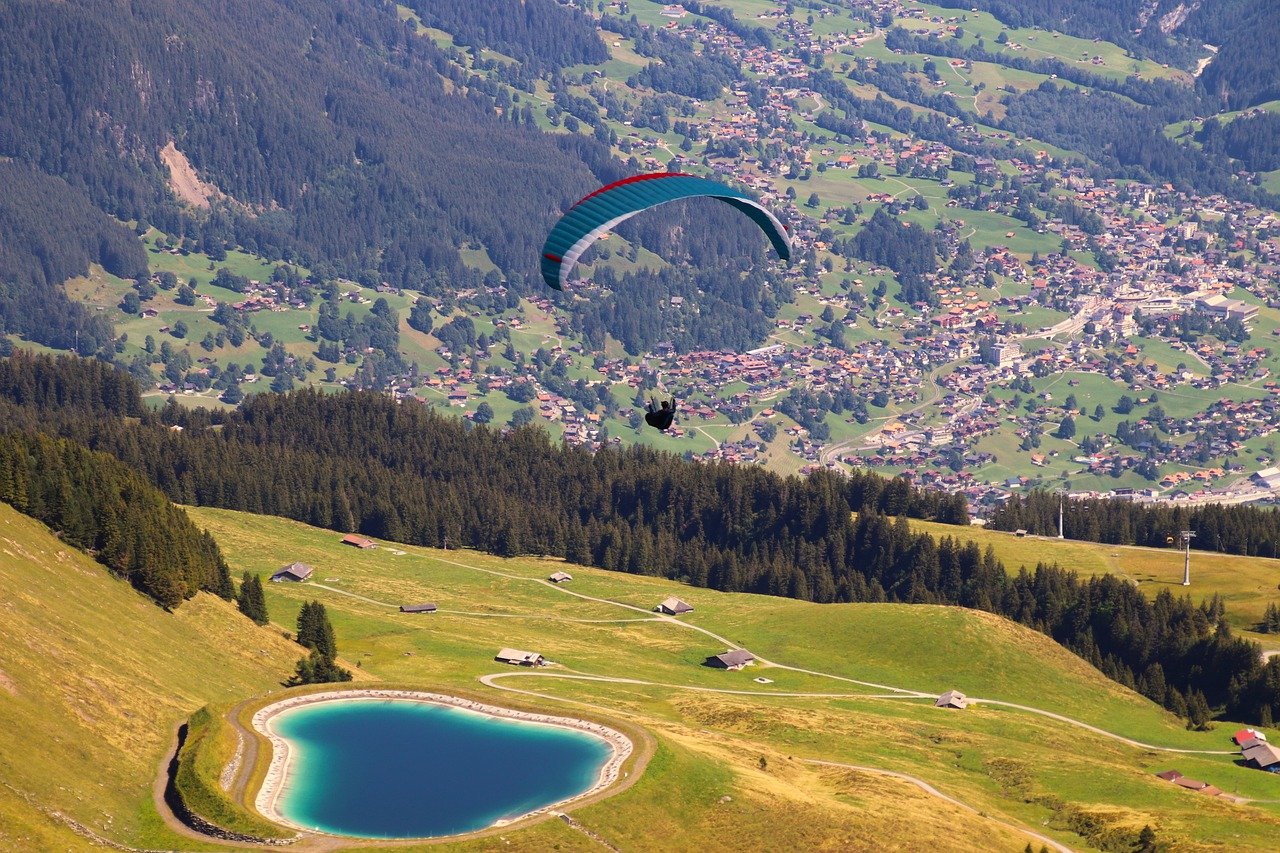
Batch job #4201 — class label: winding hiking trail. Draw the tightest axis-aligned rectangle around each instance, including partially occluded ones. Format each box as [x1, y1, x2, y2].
[213, 549, 1241, 851]
[417, 554, 1236, 753]
[805, 759, 1074, 853]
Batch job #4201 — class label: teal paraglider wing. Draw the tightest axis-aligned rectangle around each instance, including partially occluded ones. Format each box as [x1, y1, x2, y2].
[540, 173, 791, 291]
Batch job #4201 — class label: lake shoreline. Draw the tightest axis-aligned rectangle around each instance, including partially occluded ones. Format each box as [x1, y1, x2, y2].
[250, 688, 634, 839]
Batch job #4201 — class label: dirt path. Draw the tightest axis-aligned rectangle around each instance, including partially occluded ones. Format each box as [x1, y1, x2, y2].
[429, 553, 1239, 752]
[805, 759, 1075, 853]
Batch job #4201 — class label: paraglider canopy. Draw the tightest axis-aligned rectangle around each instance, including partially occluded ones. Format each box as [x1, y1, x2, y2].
[541, 172, 791, 291]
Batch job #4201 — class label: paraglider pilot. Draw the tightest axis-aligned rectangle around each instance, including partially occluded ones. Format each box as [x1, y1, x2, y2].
[644, 398, 677, 432]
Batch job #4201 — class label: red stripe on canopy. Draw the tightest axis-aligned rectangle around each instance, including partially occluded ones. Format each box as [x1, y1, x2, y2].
[571, 172, 693, 209]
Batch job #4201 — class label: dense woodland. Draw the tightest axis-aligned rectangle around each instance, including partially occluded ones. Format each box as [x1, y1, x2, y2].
[0, 430, 232, 609]
[2, 352, 1279, 726]
[990, 491, 1280, 558]
[0, 0, 798, 354]
[0, 162, 144, 353]
[1196, 112, 1280, 174]
[402, 0, 607, 72]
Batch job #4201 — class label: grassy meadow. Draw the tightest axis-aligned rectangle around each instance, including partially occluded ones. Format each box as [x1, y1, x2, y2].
[0, 503, 301, 851]
[173, 506, 1280, 852]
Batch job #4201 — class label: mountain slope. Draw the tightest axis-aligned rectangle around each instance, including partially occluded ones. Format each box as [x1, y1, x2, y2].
[0, 0, 612, 288]
[0, 502, 299, 850]
[192, 506, 1280, 852]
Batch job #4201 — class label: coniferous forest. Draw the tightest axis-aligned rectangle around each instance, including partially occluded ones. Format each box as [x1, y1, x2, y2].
[0, 430, 233, 609]
[1, 351, 1278, 726]
[990, 491, 1280, 559]
[0, 0, 780, 355]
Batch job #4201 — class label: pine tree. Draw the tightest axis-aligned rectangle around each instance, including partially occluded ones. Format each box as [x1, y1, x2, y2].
[237, 572, 269, 625]
[1186, 689, 1213, 731]
[296, 600, 337, 661]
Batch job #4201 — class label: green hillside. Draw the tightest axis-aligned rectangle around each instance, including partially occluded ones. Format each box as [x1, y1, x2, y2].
[908, 517, 1280, 645]
[188, 507, 1280, 852]
[0, 503, 300, 850]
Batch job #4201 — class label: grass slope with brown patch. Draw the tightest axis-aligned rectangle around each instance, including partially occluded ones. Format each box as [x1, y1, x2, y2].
[0, 502, 300, 851]
[190, 507, 1280, 852]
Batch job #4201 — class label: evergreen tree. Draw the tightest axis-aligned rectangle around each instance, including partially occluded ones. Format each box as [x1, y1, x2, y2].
[237, 572, 269, 625]
[296, 600, 337, 661]
[1186, 689, 1213, 731]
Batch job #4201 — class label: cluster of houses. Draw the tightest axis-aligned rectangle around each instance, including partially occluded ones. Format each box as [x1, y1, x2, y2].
[1156, 730, 1280, 800]
[1235, 728, 1280, 773]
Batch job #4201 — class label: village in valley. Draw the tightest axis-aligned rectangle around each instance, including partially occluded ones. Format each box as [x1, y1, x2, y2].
[58, 0, 1280, 517]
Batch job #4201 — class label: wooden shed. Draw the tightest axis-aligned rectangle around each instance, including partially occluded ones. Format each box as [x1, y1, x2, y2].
[1242, 742, 1280, 771]
[935, 690, 968, 709]
[548, 571, 573, 583]
[656, 597, 694, 615]
[271, 562, 314, 582]
[707, 649, 755, 670]
[496, 648, 544, 666]
[341, 534, 376, 549]
[400, 603, 437, 614]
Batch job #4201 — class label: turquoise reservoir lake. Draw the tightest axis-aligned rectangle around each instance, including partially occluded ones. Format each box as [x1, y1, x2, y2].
[270, 698, 612, 838]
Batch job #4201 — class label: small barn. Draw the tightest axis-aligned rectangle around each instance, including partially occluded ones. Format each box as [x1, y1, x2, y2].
[496, 648, 544, 666]
[656, 597, 694, 615]
[1242, 742, 1280, 771]
[935, 690, 968, 709]
[1154, 770, 1183, 782]
[1173, 776, 1207, 791]
[707, 649, 755, 670]
[548, 571, 573, 583]
[1014, 529, 1028, 538]
[1234, 728, 1268, 745]
[271, 562, 314, 582]
[400, 603, 437, 614]
[341, 534, 376, 549]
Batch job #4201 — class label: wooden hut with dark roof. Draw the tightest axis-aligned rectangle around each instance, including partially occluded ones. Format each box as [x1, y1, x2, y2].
[656, 597, 694, 615]
[400, 603, 437, 614]
[707, 649, 755, 670]
[271, 562, 314, 582]
[1242, 742, 1280, 771]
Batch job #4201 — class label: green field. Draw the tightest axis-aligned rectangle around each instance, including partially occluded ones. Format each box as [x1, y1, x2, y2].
[0, 503, 301, 851]
[908, 516, 1280, 644]
[185, 507, 1280, 851]
[8, 490, 1280, 850]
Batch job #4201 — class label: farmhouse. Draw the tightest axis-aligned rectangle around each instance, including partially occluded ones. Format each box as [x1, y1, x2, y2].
[707, 649, 755, 670]
[656, 597, 694, 615]
[935, 690, 968, 709]
[1235, 728, 1269, 745]
[399, 603, 437, 614]
[341, 534, 376, 549]
[495, 648, 545, 666]
[1242, 742, 1280, 771]
[1172, 776, 1208, 791]
[548, 571, 573, 583]
[270, 562, 314, 582]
